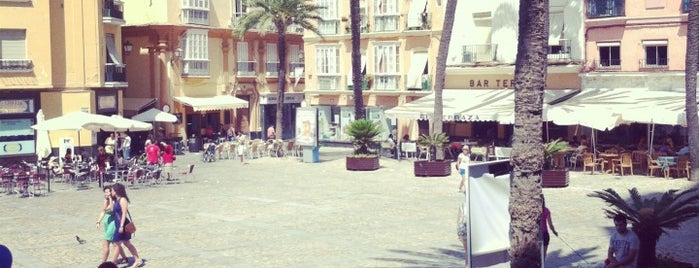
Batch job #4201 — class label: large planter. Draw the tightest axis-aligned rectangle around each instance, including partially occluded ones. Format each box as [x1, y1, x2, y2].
[346, 156, 380, 171]
[541, 169, 569, 188]
[414, 160, 452, 177]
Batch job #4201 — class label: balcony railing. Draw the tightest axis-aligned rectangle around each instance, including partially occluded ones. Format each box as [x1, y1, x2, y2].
[547, 40, 571, 61]
[182, 60, 209, 77]
[374, 74, 400, 91]
[593, 59, 622, 71]
[182, 9, 209, 25]
[237, 61, 257, 76]
[105, 63, 126, 82]
[317, 75, 340, 90]
[407, 75, 431, 91]
[639, 58, 669, 69]
[0, 59, 33, 72]
[374, 15, 399, 32]
[683, 0, 689, 13]
[265, 62, 279, 77]
[586, 0, 625, 18]
[462, 44, 498, 63]
[103, 0, 124, 20]
[319, 20, 339, 35]
[288, 62, 304, 77]
[405, 12, 431, 30]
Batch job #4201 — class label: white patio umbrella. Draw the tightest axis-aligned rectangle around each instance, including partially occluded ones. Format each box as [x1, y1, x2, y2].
[83, 115, 153, 132]
[132, 108, 177, 123]
[35, 109, 52, 159]
[31, 111, 114, 156]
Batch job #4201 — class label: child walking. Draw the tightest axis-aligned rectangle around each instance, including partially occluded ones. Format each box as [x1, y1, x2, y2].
[455, 146, 471, 193]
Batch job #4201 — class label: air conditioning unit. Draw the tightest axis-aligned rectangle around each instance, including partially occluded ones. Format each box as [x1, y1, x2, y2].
[295, 27, 304, 33]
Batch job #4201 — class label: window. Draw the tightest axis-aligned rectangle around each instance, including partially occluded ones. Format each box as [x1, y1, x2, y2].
[234, 0, 247, 18]
[181, 29, 209, 76]
[373, 43, 400, 90]
[586, 0, 625, 18]
[237, 42, 255, 76]
[288, 44, 304, 78]
[182, 0, 209, 25]
[374, 0, 399, 32]
[316, 45, 339, 90]
[406, 51, 427, 90]
[265, 43, 279, 77]
[406, 0, 428, 30]
[347, 51, 367, 89]
[105, 34, 125, 82]
[317, 0, 338, 35]
[0, 29, 31, 72]
[643, 41, 668, 67]
[597, 42, 621, 69]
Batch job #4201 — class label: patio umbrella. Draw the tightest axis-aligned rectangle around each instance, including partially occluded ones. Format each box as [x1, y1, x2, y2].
[82, 115, 152, 132]
[31, 111, 113, 156]
[35, 109, 52, 159]
[132, 108, 177, 123]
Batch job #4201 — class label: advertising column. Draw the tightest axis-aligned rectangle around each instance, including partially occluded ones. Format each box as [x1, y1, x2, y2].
[295, 107, 319, 163]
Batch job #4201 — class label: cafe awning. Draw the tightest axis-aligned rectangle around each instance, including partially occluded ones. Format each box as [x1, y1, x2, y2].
[123, 97, 156, 115]
[174, 95, 248, 112]
[385, 89, 578, 123]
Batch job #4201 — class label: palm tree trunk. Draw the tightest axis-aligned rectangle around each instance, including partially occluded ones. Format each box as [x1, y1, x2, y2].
[509, 0, 548, 266]
[636, 232, 660, 268]
[276, 24, 288, 139]
[432, 0, 457, 161]
[686, 0, 699, 181]
[351, 0, 365, 120]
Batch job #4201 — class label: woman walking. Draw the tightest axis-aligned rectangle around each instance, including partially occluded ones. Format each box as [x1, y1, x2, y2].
[96, 186, 126, 264]
[110, 183, 143, 267]
[455, 146, 471, 193]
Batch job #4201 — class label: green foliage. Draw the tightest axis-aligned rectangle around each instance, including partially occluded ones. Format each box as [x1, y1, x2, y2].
[233, 0, 325, 38]
[417, 133, 450, 161]
[345, 119, 382, 156]
[588, 187, 699, 266]
[544, 138, 570, 170]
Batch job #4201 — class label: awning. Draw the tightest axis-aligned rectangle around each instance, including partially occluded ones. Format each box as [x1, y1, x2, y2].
[174, 95, 248, 112]
[406, 52, 428, 89]
[547, 88, 693, 130]
[132, 108, 178, 123]
[407, 0, 428, 28]
[385, 89, 578, 123]
[123, 97, 157, 115]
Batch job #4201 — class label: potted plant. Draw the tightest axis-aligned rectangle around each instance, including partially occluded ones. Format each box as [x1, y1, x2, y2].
[345, 119, 381, 171]
[541, 138, 571, 187]
[362, 74, 373, 90]
[414, 133, 451, 177]
[588, 187, 699, 267]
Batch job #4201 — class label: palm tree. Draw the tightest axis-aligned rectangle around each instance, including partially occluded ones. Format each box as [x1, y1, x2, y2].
[509, 0, 549, 266]
[685, 0, 699, 181]
[350, 0, 365, 120]
[588, 187, 699, 267]
[234, 0, 324, 139]
[431, 0, 457, 161]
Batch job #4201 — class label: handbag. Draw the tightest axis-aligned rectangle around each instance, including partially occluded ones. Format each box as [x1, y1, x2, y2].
[124, 211, 137, 234]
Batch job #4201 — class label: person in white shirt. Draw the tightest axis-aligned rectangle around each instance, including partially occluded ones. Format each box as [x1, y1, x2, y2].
[455, 146, 471, 193]
[605, 214, 639, 268]
[121, 133, 131, 160]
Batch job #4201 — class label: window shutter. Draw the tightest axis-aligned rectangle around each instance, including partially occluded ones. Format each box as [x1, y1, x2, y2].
[0, 30, 26, 59]
[237, 42, 248, 61]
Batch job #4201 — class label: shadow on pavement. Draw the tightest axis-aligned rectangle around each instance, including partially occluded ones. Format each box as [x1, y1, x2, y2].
[372, 246, 465, 267]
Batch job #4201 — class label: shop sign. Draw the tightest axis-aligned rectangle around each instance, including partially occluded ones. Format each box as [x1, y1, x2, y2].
[260, 93, 305, 104]
[0, 140, 35, 156]
[98, 95, 117, 110]
[468, 79, 516, 88]
[419, 113, 480, 121]
[0, 99, 34, 114]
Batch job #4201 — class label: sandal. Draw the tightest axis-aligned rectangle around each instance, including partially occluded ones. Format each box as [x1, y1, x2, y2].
[116, 258, 129, 265]
[128, 259, 144, 268]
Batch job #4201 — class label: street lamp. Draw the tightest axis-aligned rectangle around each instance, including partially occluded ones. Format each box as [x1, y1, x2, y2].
[123, 41, 133, 56]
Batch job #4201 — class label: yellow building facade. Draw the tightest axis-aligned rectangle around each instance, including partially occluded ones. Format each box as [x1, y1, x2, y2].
[122, 0, 305, 142]
[0, 0, 127, 163]
[303, 0, 442, 141]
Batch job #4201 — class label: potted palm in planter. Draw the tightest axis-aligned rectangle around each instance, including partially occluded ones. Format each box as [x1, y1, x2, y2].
[541, 138, 571, 187]
[345, 119, 381, 171]
[414, 132, 451, 177]
[588, 187, 699, 268]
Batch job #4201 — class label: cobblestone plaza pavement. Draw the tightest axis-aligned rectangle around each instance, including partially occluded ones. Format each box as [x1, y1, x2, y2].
[1, 147, 698, 268]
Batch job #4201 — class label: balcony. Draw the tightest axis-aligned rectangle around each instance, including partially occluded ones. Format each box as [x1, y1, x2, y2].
[405, 12, 431, 31]
[317, 75, 340, 90]
[374, 74, 400, 91]
[347, 77, 370, 90]
[182, 60, 209, 77]
[547, 40, 571, 62]
[639, 58, 669, 70]
[182, 9, 209, 25]
[586, 0, 625, 19]
[593, 59, 622, 71]
[237, 61, 257, 76]
[102, 0, 124, 24]
[265, 62, 279, 77]
[319, 20, 339, 35]
[374, 15, 399, 32]
[105, 63, 126, 82]
[407, 75, 431, 91]
[0, 59, 33, 73]
[462, 44, 498, 63]
[288, 62, 305, 77]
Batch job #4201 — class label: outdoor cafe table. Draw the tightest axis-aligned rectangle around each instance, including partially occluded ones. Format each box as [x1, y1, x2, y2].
[598, 153, 619, 173]
[655, 156, 678, 179]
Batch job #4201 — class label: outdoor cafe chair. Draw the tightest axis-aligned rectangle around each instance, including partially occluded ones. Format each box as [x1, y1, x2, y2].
[417, 145, 430, 160]
[631, 150, 646, 173]
[582, 153, 601, 174]
[646, 154, 662, 177]
[615, 153, 633, 176]
[669, 155, 690, 179]
[30, 173, 48, 196]
[1, 172, 13, 194]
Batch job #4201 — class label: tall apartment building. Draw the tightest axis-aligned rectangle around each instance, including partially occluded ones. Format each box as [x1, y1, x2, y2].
[122, 0, 305, 140]
[0, 0, 128, 163]
[440, 0, 585, 143]
[303, 0, 442, 141]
